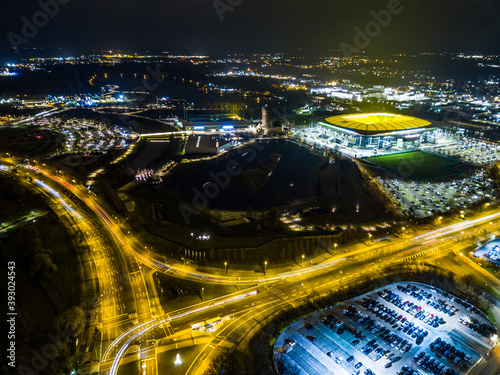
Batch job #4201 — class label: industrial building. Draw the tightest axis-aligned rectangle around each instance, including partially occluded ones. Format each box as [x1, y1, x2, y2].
[182, 113, 256, 131]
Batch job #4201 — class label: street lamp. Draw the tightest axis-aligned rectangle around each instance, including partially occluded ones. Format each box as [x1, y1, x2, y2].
[181, 257, 185, 265]
[301, 254, 305, 266]
[368, 233, 372, 242]
[224, 261, 227, 274]
[334, 243, 337, 251]
[264, 261, 267, 275]
[201, 287, 204, 301]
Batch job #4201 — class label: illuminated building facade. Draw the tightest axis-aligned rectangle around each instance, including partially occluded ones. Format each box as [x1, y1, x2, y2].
[314, 113, 448, 153]
[182, 113, 256, 131]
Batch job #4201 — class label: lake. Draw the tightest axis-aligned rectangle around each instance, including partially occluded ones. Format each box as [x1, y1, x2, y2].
[162, 139, 325, 210]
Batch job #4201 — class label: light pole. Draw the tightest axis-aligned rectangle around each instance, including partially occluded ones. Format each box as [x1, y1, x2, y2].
[201, 287, 204, 301]
[334, 243, 337, 252]
[181, 257, 185, 266]
[301, 254, 305, 267]
[224, 261, 227, 274]
[368, 233, 372, 242]
[264, 261, 267, 275]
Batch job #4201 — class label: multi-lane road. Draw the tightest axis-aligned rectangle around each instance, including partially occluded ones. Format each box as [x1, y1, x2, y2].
[4, 158, 500, 375]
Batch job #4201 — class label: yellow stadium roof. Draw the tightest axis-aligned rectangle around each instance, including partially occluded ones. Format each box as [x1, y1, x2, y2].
[323, 113, 432, 135]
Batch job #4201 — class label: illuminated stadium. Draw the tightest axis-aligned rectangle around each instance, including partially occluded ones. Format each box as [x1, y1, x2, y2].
[309, 113, 451, 156]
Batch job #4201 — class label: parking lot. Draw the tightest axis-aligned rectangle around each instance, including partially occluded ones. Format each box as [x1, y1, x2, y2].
[274, 282, 496, 375]
[430, 138, 500, 167]
[380, 175, 494, 219]
[25, 116, 134, 153]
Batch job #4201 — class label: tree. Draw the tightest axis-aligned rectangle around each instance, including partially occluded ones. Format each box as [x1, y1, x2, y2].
[489, 162, 500, 184]
[204, 352, 238, 375]
[472, 286, 483, 304]
[461, 274, 474, 292]
[12, 226, 43, 256]
[55, 306, 86, 339]
[30, 252, 58, 279]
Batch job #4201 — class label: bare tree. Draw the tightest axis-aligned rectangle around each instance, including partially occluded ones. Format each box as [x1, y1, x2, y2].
[461, 274, 474, 292]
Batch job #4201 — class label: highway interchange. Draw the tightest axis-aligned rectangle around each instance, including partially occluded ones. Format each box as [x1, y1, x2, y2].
[2, 157, 500, 375]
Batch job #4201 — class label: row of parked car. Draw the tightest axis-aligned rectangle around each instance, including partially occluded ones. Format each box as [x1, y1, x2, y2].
[320, 315, 378, 375]
[342, 302, 416, 368]
[458, 314, 496, 337]
[450, 297, 480, 314]
[362, 297, 428, 344]
[398, 284, 457, 316]
[322, 314, 366, 339]
[413, 351, 458, 375]
[345, 356, 376, 375]
[360, 339, 400, 367]
[430, 337, 474, 369]
[397, 365, 417, 375]
[380, 290, 445, 329]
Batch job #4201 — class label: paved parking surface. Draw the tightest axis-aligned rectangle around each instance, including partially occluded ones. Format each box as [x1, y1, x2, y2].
[274, 282, 496, 375]
[380, 176, 494, 219]
[430, 139, 500, 167]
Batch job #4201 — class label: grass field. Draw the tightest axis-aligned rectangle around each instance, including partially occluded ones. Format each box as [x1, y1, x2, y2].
[365, 150, 462, 180]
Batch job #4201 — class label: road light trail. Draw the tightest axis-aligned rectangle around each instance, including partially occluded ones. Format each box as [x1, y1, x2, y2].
[109, 320, 165, 375]
[103, 288, 265, 368]
[102, 318, 158, 361]
[415, 211, 500, 241]
[18, 163, 500, 375]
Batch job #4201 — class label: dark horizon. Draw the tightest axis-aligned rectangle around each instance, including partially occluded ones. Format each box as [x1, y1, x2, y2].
[1, 0, 499, 61]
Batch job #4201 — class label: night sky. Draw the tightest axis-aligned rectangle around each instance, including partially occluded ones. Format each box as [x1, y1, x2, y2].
[1, 0, 499, 56]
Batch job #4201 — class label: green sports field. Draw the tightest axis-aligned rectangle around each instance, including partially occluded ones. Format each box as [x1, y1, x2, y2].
[365, 150, 463, 180]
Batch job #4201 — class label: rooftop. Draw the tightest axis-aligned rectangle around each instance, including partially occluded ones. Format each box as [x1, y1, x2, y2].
[323, 113, 433, 135]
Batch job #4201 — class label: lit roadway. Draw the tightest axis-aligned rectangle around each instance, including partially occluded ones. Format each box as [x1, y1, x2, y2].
[14, 163, 159, 374]
[8, 160, 500, 375]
